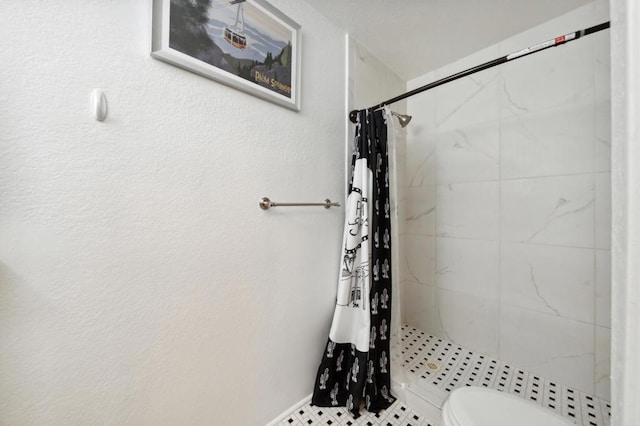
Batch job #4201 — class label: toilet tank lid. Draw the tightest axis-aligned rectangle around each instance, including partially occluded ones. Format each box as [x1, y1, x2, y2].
[446, 386, 574, 426]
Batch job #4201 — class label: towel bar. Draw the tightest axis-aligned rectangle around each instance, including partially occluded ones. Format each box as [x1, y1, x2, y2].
[259, 197, 341, 210]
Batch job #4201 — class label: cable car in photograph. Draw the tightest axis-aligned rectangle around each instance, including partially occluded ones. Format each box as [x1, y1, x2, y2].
[224, 0, 247, 50]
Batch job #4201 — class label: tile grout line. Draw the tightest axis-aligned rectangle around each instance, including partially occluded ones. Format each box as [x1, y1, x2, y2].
[497, 64, 503, 363]
[590, 23, 598, 401]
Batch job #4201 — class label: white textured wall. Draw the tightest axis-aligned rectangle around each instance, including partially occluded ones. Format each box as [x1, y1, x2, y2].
[403, 1, 611, 398]
[0, 1, 346, 425]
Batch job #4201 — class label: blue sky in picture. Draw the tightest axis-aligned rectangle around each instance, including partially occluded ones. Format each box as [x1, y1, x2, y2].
[205, 0, 289, 62]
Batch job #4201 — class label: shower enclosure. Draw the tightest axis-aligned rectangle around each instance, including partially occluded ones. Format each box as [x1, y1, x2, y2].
[348, 1, 611, 424]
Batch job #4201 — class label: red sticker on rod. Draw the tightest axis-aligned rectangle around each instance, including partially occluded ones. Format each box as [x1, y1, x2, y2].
[555, 36, 566, 44]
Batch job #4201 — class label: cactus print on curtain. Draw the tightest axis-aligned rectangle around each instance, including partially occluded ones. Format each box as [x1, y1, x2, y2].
[311, 108, 395, 418]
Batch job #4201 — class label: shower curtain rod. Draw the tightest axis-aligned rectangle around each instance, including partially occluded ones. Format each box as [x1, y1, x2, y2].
[349, 21, 610, 123]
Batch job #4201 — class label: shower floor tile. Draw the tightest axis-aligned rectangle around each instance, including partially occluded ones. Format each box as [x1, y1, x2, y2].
[272, 324, 611, 425]
[400, 324, 611, 426]
[273, 401, 435, 426]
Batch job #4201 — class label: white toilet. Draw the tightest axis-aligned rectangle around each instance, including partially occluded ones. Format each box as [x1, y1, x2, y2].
[442, 386, 574, 426]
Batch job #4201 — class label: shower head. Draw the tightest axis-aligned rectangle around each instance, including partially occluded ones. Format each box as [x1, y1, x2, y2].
[391, 111, 412, 128]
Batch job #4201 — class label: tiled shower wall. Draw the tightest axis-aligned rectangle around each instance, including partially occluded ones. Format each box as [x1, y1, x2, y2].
[401, 1, 611, 400]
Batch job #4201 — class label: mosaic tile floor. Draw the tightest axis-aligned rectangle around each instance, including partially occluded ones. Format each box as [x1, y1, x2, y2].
[274, 324, 612, 425]
[273, 401, 434, 426]
[401, 324, 611, 426]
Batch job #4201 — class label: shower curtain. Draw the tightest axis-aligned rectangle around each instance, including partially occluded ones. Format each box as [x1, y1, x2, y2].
[312, 108, 395, 418]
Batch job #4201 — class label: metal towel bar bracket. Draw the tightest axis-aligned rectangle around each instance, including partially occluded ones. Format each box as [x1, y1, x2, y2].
[259, 197, 341, 210]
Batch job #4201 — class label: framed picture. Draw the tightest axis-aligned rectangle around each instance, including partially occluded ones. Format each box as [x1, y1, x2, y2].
[152, 0, 301, 111]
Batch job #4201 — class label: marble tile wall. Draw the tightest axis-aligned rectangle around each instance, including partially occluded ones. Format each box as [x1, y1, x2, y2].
[402, 0, 611, 400]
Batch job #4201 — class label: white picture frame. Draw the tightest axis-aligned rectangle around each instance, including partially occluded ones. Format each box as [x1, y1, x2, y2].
[152, 0, 301, 111]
